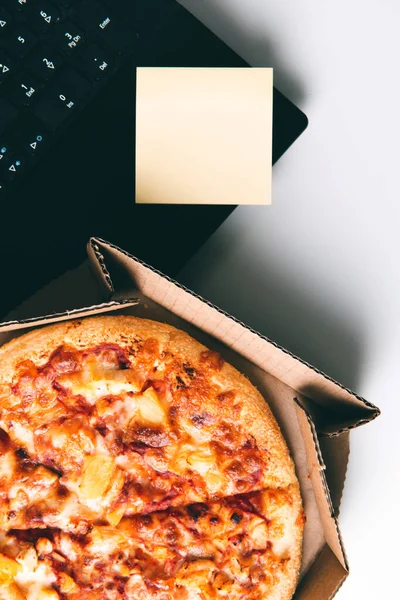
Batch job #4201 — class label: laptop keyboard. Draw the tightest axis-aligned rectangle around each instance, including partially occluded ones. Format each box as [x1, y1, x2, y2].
[0, 0, 135, 195]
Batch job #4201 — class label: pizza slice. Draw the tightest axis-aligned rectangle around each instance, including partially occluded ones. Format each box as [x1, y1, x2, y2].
[0, 486, 304, 600]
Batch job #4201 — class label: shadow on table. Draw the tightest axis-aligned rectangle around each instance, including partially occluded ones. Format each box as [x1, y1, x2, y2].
[179, 242, 365, 394]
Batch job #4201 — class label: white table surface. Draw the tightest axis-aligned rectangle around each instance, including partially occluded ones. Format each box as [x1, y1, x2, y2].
[177, 1, 399, 598]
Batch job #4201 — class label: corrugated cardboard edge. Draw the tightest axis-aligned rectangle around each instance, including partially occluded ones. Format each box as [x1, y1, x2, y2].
[0, 299, 140, 333]
[88, 237, 380, 437]
[294, 402, 348, 568]
[294, 546, 347, 600]
[294, 401, 334, 517]
[292, 405, 349, 600]
[88, 241, 114, 296]
[295, 399, 349, 572]
[317, 433, 350, 518]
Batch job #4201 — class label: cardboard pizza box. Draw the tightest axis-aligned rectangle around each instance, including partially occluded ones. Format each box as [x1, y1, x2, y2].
[0, 237, 380, 600]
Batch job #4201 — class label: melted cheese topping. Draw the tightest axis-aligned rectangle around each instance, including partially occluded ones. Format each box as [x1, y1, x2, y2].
[15, 558, 56, 600]
[0, 341, 275, 520]
[0, 337, 303, 599]
[57, 365, 142, 404]
[0, 488, 301, 599]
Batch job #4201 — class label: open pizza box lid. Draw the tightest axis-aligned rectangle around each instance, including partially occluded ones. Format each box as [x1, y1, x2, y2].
[0, 237, 380, 600]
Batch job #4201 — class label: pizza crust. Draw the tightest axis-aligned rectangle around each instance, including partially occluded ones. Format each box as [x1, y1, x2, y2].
[0, 316, 171, 384]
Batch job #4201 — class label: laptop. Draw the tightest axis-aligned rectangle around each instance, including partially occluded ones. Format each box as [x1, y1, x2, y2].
[0, 0, 308, 317]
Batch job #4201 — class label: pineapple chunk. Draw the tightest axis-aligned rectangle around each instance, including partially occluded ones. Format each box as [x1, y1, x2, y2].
[184, 447, 223, 492]
[57, 366, 141, 403]
[36, 590, 59, 600]
[186, 448, 217, 477]
[58, 573, 77, 594]
[16, 546, 37, 572]
[88, 527, 127, 556]
[248, 519, 268, 549]
[106, 506, 125, 527]
[0, 554, 20, 584]
[205, 472, 224, 493]
[137, 388, 165, 425]
[80, 454, 115, 500]
[118, 564, 131, 578]
[0, 583, 25, 600]
[36, 539, 53, 556]
[153, 546, 168, 560]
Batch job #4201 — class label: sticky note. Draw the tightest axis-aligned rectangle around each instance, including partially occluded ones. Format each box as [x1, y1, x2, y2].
[136, 67, 273, 205]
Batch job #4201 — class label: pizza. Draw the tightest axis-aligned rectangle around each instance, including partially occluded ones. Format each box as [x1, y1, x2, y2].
[0, 316, 304, 599]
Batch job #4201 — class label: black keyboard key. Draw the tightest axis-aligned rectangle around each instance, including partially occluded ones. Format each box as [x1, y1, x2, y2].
[3, 153, 26, 180]
[33, 66, 91, 129]
[0, 143, 11, 163]
[26, 1, 61, 34]
[7, 73, 40, 106]
[24, 131, 46, 155]
[80, 42, 112, 80]
[16, 117, 47, 155]
[0, 53, 14, 83]
[97, 20, 133, 55]
[78, 0, 110, 29]
[78, 0, 132, 54]
[28, 46, 63, 80]
[3, 0, 33, 13]
[52, 19, 85, 55]
[0, 8, 13, 34]
[3, 0, 25, 12]
[56, 0, 83, 6]
[5, 24, 38, 58]
[0, 97, 18, 134]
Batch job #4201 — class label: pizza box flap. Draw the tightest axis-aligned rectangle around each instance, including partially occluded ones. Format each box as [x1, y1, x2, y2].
[0, 299, 140, 335]
[294, 545, 347, 600]
[88, 237, 380, 437]
[294, 402, 348, 571]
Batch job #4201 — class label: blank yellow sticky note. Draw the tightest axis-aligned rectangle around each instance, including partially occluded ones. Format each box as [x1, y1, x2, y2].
[136, 67, 273, 205]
